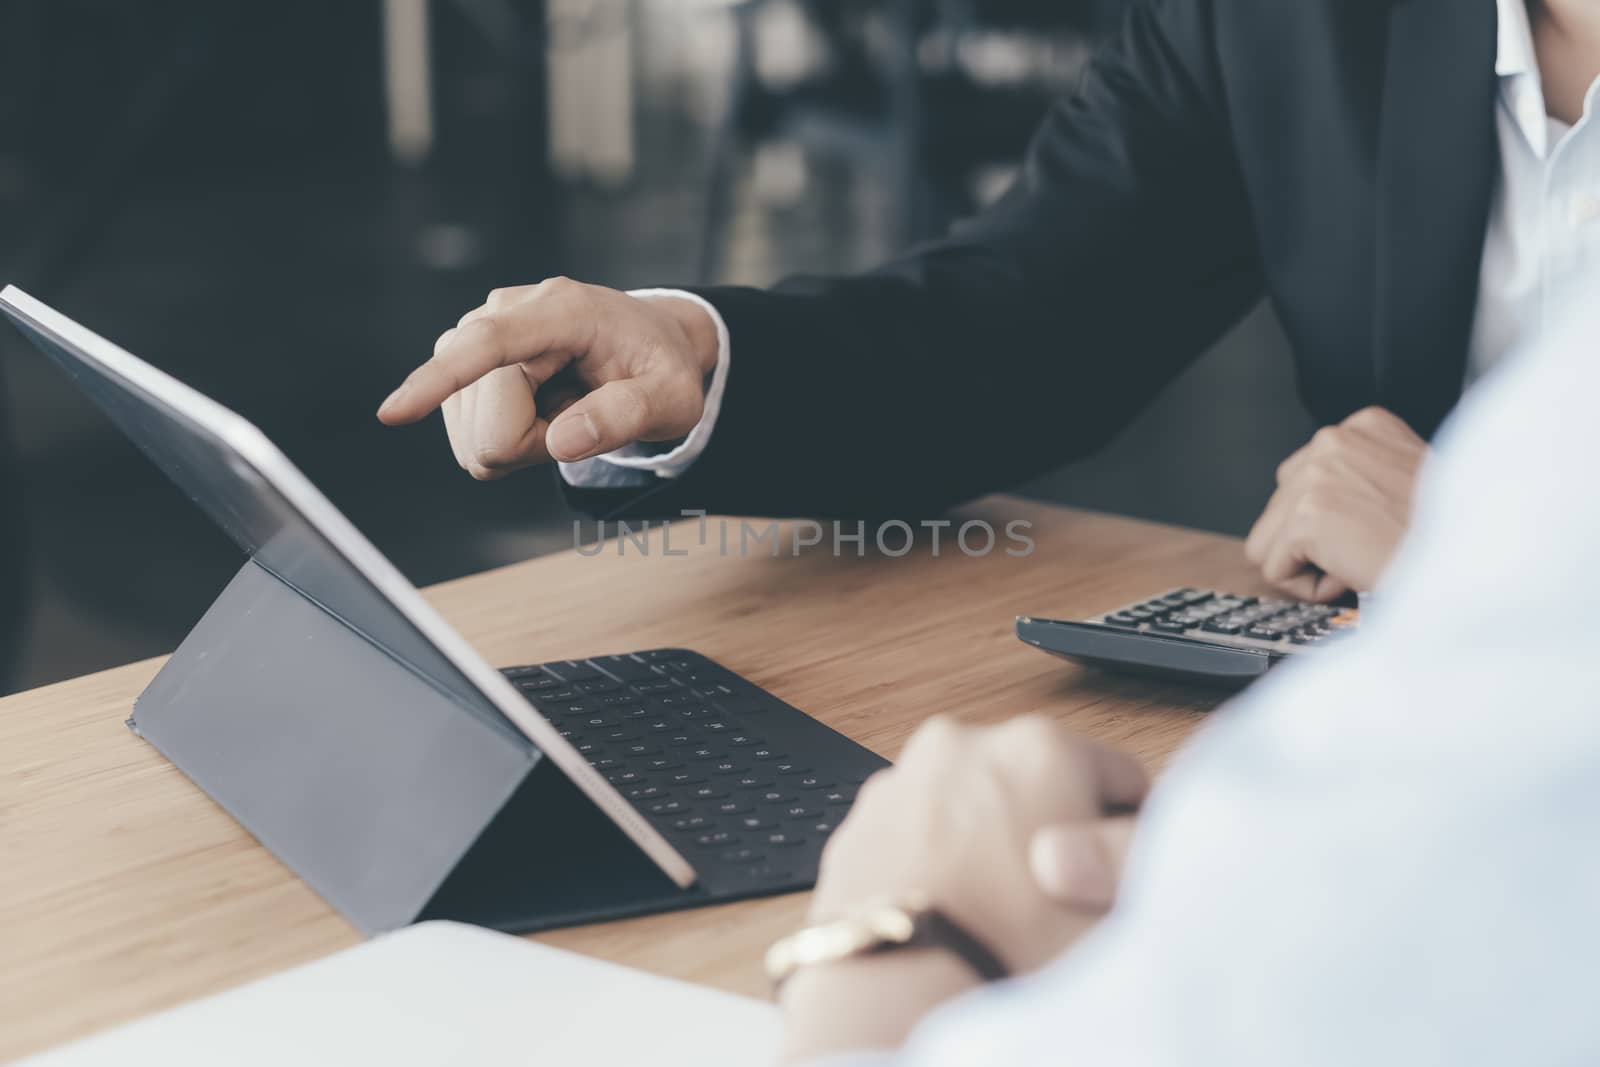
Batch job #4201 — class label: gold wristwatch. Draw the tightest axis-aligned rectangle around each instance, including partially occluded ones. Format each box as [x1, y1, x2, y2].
[764, 892, 1009, 990]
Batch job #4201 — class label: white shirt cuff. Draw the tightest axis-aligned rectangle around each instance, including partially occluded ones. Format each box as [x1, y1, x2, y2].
[557, 288, 730, 489]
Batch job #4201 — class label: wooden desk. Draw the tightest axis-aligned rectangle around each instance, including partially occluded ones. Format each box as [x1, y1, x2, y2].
[0, 497, 1266, 1060]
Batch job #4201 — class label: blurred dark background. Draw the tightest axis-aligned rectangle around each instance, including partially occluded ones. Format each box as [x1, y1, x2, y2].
[0, 0, 1312, 696]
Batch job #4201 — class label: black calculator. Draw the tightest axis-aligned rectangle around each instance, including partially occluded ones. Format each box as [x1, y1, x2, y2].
[1016, 588, 1360, 687]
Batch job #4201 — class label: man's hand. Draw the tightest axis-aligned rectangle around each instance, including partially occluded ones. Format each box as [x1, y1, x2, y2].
[1030, 814, 1139, 910]
[376, 279, 719, 478]
[777, 717, 1147, 1063]
[1245, 406, 1428, 601]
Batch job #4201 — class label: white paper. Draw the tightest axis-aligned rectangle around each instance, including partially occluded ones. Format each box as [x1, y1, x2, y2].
[24, 922, 779, 1067]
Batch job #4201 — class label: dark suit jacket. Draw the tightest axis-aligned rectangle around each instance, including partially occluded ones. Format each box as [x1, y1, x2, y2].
[570, 0, 1499, 520]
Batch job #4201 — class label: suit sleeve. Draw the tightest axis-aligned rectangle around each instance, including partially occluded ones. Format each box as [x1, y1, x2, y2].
[566, 0, 1261, 521]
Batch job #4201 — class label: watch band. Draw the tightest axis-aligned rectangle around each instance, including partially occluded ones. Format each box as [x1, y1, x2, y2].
[765, 894, 1010, 989]
[912, 907, 1009, 983]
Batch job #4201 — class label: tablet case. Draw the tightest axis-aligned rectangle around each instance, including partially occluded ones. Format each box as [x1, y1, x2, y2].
[131, 559, 693, 936]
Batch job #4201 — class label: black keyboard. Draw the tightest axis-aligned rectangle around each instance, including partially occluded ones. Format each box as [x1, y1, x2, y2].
[500, 649, 887, 892]
[1017, 588, 1360, 687]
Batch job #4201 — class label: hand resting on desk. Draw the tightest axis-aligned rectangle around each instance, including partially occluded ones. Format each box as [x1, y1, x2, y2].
[777, 716, 1147, 1065]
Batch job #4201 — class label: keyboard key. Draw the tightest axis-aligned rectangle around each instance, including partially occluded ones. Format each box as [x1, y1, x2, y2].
[673, 816, 715, 832]
[772, 763, 807, 776]
[752, 749, 787, 761]
[797, 776, 833, 790]
[549, 661, 605, 683]
[822, 790, 852, 805]
[515, 676, 562, 691]
[594, 654, 662, 682]
[760, 791, 796, 805]
[738, 816, 771, 830]
[1105, 614, 1143, 628]
[627, 786, 666, 802]
[764, 832, 805, 848]
[784, 805, 820, 819]
[666, 772, 707, 786]
[695, 831, 739, 848]
[720, 848, 763, 863]
[539, 703, 590, 719]
[606, 770, 646, 786]
[601, 694, 642, 707]
[811, 820, 837, 835]
[712, 701, 768, 716]
[632, 681, 678, 695]
[590, 758, 620, 771]
[580, 714, 618, 729]
[621, 743, 661, 757]
[501, 665, 545, 678]
[690, 749, 726, 761]
[660, 694, 703, 708]
[711, 761, 748, 776]
[650, 800, 687, 816]
[576, 680, 620, 695]
[690, 785, 729, 801]
[645, 757, 683, 772]
[728, 735, 760, 747]
[714, 800, 752, 815]
[735, 775, 774, 790]
[666, 735, 697, 747]
[534, 689, 581, 703]
[673, 707, 714, 721]
[746, 866, 793, 882]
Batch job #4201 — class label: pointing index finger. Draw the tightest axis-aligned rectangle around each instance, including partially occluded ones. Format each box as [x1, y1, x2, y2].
[376, 281, 597, 425]
[378, 316, 514, 424]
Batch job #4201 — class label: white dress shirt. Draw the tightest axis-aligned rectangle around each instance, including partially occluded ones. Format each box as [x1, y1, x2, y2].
[1468, 0, 1600, 383]
[564, 0, 1600, 488]
[803, 296, 1600, 1066]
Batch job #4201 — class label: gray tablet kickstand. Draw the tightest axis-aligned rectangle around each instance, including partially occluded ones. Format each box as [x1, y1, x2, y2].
[129, 559, 692, 936]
